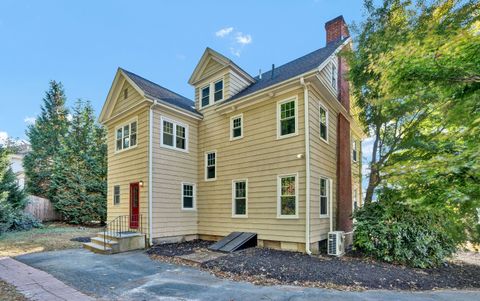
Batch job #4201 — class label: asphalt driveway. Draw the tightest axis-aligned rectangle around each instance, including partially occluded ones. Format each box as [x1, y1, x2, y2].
[15, 249, 480, 301]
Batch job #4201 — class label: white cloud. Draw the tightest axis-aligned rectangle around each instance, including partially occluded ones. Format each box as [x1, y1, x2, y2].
[215, 27, 234, 38]
[229, 47, 241, 57]
[24, 116, 36, 125]
[0, 131, 8, 144]
[235, 33, 252, 45]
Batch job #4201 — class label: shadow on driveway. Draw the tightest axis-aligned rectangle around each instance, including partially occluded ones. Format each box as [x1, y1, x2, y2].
[15, 249, 480, 301]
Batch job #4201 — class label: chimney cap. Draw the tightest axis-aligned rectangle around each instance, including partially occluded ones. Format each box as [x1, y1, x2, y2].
[325, 15, 345, 28]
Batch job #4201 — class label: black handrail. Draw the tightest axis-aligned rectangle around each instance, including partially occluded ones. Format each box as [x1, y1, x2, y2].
[103, 214, 145, 251]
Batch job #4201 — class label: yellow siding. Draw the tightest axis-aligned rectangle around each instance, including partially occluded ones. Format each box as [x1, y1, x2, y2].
[308, 88, 340, 243]
[225, 71, 250, 99]
[351, 133, 362, 207]
[106, 104, 150, 236]
[111, 81, 144, 117]
[197, 88, 307, 243]
[151, 106, 199, 238]
[203, 58, 224, 78]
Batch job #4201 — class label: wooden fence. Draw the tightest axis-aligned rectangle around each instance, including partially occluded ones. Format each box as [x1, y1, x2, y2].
[24, 195, 62, 221]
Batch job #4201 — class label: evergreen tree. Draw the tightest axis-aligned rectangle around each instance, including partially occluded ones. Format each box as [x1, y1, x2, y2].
[50, 100, 107, 224]
[24, 81, 69, 198]
[0, 167, 27, 210]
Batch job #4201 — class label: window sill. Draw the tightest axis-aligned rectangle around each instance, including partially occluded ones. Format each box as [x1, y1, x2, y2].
[204, 178, 217, 182]
[277, 215, 299, 219]
[276, 132, 299, 140]
[320, 137, 329, 144]
[319, 215, 329, 219]
[114, 144, 138, 155]
[230, 136, 243, 141]
[160, 144, 189, 153]
[232, 215, 248, 219]
[181, 208, 197, 212]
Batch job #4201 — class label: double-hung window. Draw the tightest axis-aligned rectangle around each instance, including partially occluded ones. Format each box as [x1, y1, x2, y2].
[331, 62, 337, 91]
[232, 180, 247, 217]
[230, 114, 243, 140]
[201, 85, 210, 108]
[205, 151, 216, 180]
[353, 188, 358, 211]
[113, 185, 120, 205]
[116, 119, 137, 152]
[320, 177, 330, 217]
[181, 183, 195, 210]
[319, 104, 328, 142]
[214, 80, 223, 102]
[161, 117, 188, 151]
[278, 98, 297, 138]
[352, 139, 358, 162]
[278, 174, 298, 218]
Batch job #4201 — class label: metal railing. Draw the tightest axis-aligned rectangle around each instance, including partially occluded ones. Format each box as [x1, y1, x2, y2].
[103, 214, 145, 250]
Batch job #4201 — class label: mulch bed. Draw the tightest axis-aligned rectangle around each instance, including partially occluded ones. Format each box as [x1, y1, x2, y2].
[147, 240, 480, 291]
[70, 236, 91, 243]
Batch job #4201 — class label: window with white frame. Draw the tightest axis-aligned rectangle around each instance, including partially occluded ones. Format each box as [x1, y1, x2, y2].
[182, 183, 195, 209]
[205, 151, 216, 180]
[353, 188, 358, 211]
[113, 185, 120, 205]
[161, 117, 188, 151]
[278, 174, 297, 217]
[278, 98, 297, 138]
[320, 177, 329, 217]
[201, 85, 210, 108]
[331, 62, 337, 90]
[230, 114, 243, 140]
[232, 180, 247, 216]
[214, 79, 223, 102]
[116, 120, 137, 152]
[352, 139, 358, 162]
[319, 104, 328, 142]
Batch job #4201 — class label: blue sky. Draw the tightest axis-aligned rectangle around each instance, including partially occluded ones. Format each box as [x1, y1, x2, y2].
[0, 0, 373, 190]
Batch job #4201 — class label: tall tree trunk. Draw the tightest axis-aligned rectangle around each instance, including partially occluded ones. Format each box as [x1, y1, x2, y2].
[364, 124, 381, 204]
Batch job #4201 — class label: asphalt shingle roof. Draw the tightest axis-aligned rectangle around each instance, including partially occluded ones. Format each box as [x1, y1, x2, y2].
[227, 38, 347, 102]
[120, 68, 199, 115]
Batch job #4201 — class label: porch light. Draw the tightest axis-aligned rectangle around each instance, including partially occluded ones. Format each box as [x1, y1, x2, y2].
[139, 181, 144, 187]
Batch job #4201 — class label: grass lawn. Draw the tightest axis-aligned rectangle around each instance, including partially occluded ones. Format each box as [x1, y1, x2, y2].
[0, 222, 102, 257]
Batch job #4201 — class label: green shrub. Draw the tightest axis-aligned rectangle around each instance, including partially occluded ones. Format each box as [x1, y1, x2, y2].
[353, 192, 458, 268]
[0, 200, 42, 234]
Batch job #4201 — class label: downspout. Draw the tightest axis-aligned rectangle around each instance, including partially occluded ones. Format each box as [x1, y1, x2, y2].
[148, 100, 156, 246]
[300, 77, 311, 255]
[330, 179, 333, 232]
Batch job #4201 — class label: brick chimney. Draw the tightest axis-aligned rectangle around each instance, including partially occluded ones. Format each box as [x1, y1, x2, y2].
[325, 15, 349, 45]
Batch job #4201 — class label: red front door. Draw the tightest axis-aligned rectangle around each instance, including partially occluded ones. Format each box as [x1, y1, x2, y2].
[130, 183, 140, 229]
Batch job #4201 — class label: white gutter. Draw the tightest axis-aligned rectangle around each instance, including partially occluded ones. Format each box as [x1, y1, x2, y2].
[300, 77, 311, 255]
[148, 100, 157, 246]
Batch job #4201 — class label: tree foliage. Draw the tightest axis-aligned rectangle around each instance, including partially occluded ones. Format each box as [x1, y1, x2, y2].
[24, 81, 69, 199]
[50, 100, 107, 224]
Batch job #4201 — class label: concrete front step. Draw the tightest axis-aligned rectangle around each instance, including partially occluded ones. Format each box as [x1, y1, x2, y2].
[83, 232, 146, 255]
[83, 242, 113, 254]
[91, 237, 119, 249]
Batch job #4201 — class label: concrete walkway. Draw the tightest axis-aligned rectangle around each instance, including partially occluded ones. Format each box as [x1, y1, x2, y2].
[0, 257, 94, 301]
[13, 249, 480, 301]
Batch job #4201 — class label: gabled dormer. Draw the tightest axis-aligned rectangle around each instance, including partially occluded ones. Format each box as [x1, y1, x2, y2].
[188, 48, 255, 110]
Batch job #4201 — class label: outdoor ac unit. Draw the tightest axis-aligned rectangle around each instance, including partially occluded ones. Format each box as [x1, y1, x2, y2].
[328, 231, 345, 256]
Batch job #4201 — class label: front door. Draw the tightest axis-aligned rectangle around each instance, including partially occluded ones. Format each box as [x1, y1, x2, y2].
[129, 182, 140, 229]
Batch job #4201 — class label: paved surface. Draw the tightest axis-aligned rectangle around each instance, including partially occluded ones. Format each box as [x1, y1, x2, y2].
[15, 249, 480, 301]
[0, 256, 94, 301]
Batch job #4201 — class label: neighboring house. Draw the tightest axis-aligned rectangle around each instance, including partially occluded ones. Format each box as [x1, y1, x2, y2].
[98, 16, 364, 254]
[9, 154, 25, 188]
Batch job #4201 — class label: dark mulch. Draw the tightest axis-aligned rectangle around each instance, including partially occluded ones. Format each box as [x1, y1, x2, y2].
[202, 247, 480, 290]
[70, 236, 91, 243]
[146, 239, 212, 257]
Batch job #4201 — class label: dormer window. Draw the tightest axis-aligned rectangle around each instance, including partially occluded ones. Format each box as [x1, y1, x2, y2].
[201, 86, 210, 108]
[214, 79, 223, 102]
[331, 62, 337, 91]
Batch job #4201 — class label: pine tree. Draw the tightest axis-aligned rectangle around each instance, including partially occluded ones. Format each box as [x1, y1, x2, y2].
[0, 167, 27, 210]
[24, 81, 69, 198]
[50, 100, 107, 224]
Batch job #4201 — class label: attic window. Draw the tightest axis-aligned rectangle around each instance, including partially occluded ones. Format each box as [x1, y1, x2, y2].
[214, 79, 223, 102]
[124, 88, 128, 99]
[331, 62, 337, 91]
[201, 86, 210, 108]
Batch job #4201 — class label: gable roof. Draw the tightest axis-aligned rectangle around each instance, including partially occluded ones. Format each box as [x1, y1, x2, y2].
[120, 68, 199, 115]
[226, 37, 348, 103]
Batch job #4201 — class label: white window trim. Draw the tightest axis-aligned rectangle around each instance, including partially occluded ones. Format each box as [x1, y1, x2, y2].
[114, 117, 138, 154]
[160, 116, 189, 153]
[214, 78, 224, 102]
[277, 173, 299, 219]
[331, 61, 338, 92]
[352, 139, 358, 162]
[230, 113, 244, 141]
[113, 184, 120, 206]
[276, 96, 299, 140]
[181, 182, 196, 211]
[204, 150, 217, 181]
[352, 186, 359, 211]
[319, 102, 329, 144]
[200, 85, 210, 109]
[232, 179, 248, 218]
[319, 177, 331, 218]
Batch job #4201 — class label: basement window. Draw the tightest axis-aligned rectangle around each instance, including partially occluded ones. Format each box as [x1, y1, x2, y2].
[113, 185, 120, 205]
[320, 177, 330, 217]
[278, 174, 298, 218]
[115, 119, 137, 152]
[205, 151, 216, 181]
[161, 116, 188, 152]
[181, 183, 195, 210]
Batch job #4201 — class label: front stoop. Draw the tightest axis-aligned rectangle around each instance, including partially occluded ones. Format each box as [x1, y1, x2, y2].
[83, 232, 146, 254]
